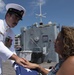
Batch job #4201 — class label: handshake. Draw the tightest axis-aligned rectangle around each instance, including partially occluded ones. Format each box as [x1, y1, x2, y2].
[5, 36, 13, 48]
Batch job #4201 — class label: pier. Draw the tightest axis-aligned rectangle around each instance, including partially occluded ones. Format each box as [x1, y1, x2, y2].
[2, 60, 56, 75]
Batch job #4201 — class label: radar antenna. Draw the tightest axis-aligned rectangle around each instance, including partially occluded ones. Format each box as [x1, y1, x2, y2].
[36, 1, 46, 23]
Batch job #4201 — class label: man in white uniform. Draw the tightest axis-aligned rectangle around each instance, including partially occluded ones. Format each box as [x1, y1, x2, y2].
[0, 3, 27, 75]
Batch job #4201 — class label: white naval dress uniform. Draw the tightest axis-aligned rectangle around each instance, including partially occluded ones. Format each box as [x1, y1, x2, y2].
[0, 19, 16, 75]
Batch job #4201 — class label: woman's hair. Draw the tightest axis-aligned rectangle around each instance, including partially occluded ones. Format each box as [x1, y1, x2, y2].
[61, 26, 74, 59]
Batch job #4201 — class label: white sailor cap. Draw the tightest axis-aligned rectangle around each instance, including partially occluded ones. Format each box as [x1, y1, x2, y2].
[6, 3, 26, 19]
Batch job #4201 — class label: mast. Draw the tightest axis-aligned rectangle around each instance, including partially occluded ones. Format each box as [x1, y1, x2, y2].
[36, 0, 46, 23]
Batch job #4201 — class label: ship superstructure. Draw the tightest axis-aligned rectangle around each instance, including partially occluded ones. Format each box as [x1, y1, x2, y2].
[16, 0, 60, 64]
[20, 23, 60, 63]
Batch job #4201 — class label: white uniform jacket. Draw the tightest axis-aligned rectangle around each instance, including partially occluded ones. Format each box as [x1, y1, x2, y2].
[0, 19, 16, 74]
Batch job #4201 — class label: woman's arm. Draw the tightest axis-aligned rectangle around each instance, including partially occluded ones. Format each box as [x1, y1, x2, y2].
[24, 61, 49, 75]
[56, 56, 74, 75]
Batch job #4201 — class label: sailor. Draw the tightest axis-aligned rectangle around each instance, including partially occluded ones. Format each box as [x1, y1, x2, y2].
[0, 3, 26, 75]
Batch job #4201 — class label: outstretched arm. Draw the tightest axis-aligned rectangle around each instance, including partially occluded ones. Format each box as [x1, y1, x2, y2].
[0, 41, 27, 68]
[9, 54, 27, 67]
[24, 60, 49, 75]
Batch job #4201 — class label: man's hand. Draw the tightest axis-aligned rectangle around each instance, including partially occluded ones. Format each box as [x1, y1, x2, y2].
[9, 54, 27, 67]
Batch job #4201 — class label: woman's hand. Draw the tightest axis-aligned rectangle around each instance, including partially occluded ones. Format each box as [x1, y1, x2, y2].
[24, 60, 39, 69]
[23, 60, 49, 75]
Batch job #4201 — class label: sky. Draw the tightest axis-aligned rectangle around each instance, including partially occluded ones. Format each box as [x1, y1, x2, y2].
[0, 0, 74, 34]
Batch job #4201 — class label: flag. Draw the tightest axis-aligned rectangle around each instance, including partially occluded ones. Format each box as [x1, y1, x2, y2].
[13, 63, 39, 75]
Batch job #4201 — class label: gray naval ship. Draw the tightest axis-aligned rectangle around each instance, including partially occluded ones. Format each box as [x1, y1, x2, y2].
[18, 22, 60, 64]
[17, 1, 60, 64]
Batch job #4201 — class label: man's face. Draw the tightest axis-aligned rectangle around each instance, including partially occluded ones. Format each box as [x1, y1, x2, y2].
[6, 13, 21, 28]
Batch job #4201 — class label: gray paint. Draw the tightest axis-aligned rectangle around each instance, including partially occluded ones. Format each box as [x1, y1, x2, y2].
[20, 23, 60, 63]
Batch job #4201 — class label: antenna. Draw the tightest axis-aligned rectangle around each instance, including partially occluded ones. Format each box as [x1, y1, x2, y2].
[36, 1, 46, 23]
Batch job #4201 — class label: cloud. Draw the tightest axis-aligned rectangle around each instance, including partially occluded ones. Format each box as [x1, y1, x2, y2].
[70, 23, 74, 27]
[29, 0, 47, 16]
[0, 0, 5, 13]
[38, 0, 46, 5]
[30, 0, 46, 7]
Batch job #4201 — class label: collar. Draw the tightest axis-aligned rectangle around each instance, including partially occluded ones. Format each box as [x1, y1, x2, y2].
[4, 20, 10, 31]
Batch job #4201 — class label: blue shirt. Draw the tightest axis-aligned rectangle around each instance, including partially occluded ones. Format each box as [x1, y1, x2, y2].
[47, 60, 64, 75]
